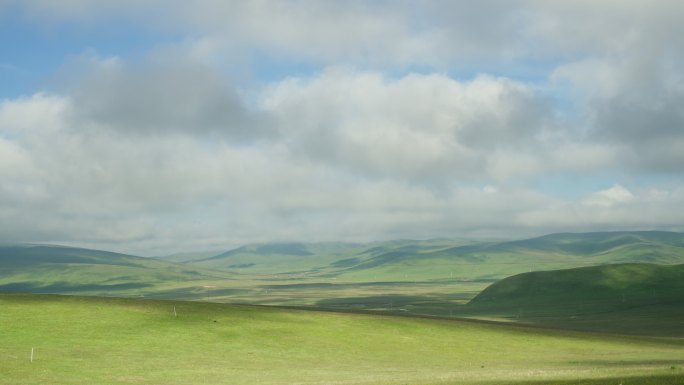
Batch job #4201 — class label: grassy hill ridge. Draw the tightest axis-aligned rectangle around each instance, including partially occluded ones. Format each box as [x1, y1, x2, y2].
[463, 263, 684, 336]
[469, 263, 684, 306]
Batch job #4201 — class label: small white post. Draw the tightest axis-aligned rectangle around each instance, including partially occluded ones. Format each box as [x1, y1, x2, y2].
[173, 306, 177, 317]
[30, 347, 34, 363]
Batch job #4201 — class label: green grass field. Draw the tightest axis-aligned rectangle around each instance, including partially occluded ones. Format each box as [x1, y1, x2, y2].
[2, 293, 684, 385]
[3, 235, 684, 384]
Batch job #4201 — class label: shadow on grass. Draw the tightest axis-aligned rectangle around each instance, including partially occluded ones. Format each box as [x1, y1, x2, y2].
[483, 373, 684, 385]
[314, 294, 463, 310]
[567, 359, 684, 368]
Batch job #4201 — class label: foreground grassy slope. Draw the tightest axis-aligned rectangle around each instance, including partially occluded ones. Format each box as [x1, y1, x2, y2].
[1, 293, 683, 385]
[464, 263, 684, 336]
[0, 245, 235, 297]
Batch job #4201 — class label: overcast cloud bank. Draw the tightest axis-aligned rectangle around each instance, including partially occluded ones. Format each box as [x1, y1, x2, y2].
[1, 1, 683, 254]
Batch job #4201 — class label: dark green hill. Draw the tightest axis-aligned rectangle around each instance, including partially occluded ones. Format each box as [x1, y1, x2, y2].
[463, 263, 684, 336]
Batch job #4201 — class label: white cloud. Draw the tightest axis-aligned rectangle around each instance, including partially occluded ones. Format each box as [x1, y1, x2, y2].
[581, 184, 635, 208]
[0, 93, 69, 135]
[263, 70, 552, 182]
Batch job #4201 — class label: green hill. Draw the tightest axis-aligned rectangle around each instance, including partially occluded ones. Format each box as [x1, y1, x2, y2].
[464, 263, 684, 336]
[0, 245, 234, 298]
[1, 293, 683, 385]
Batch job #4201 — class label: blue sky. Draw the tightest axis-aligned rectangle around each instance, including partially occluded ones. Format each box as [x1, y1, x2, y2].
[0, 14, 158, 97]
[1, 1, 683, 255]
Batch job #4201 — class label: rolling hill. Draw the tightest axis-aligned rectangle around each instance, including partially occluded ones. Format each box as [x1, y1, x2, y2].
[3, 232, 684, 318]
[463, 263, 684, 336]
[174, 231, 684, 283]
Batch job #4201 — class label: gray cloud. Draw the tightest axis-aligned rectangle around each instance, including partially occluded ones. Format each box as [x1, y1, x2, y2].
[552, 39, 684, 173]
[55, 53, 273, 141]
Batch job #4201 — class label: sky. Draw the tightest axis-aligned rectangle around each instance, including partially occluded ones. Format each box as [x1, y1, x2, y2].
[1, 1, 684, 256]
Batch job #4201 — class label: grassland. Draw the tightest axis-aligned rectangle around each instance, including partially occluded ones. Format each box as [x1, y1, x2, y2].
[2, 293, 684, 385]
[3, 233, 684, 384]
